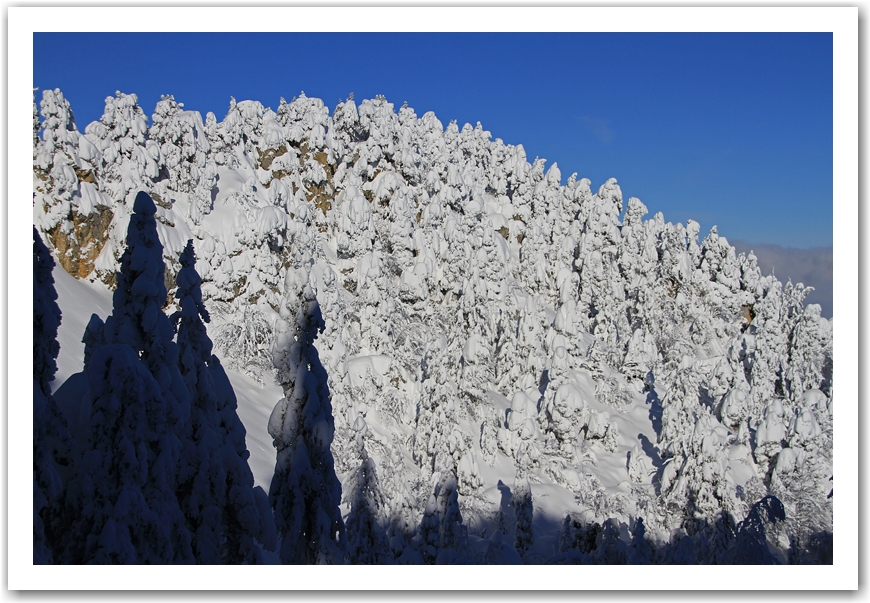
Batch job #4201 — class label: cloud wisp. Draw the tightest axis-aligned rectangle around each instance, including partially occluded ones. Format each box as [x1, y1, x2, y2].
[579, 115, 614, 145]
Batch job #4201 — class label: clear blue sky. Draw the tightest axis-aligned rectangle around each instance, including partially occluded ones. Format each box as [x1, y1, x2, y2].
[33, 32, 833, 249]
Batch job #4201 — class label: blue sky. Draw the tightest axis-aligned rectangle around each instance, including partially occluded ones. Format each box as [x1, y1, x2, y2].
[33, 32, 832, 250]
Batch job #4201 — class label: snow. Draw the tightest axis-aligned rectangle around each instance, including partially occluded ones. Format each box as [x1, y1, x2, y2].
[34, 87, 833, 567]
[51, 263, 114, 390]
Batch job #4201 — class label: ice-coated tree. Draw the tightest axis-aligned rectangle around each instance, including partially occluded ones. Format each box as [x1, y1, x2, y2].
[33, 227, 73, 564]
[437, 472, 468, 556]
[418, 490, 441, 564]
[173, 240, 266, 564]
[63, 193, 193, 563]
[729, 495, 786, 564]
[268, 285, 345, 564]
[344, 416, 393, 564]
[34, 88, 835, 565]
[595, 518, 628, 565]
[102, 192, 190, 432]
[628, 517, 653, 564]
[512, 476, 534, 560]
[85, 91, 158, 203]
[150, 96, 208, 193]
[699, 511, 737, 565]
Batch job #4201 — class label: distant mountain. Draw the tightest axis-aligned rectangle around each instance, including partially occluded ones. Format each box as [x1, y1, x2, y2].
[33, 88, 833, 564]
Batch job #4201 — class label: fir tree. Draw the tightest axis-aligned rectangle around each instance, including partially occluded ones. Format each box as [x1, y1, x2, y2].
[268, 286, 345, 564]
[33, 228, 73, 564]
[344, 416, 393, 564]
[63, 192, 193, 563]
[628, 517, 653, 564]
[173, 240, 265, 564]
[512, 476, 534, 560]
[729, 495, 786, 564]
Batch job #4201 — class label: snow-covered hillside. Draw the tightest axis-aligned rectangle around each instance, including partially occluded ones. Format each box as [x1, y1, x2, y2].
[33, 88, 833, 564]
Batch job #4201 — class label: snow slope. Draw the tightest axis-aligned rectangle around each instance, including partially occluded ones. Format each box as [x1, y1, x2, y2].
[51, 262, 281, 492]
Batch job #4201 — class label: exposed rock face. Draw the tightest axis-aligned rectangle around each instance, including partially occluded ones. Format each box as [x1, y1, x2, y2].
[46, 205, 113, 279]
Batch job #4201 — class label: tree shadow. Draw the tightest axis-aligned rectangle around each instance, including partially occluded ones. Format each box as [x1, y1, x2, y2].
[637, 433, 663, 471]
[647, 388, 663, 437]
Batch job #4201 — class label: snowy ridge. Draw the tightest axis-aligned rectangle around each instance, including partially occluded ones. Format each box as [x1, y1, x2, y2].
[34, 88, 833, 564]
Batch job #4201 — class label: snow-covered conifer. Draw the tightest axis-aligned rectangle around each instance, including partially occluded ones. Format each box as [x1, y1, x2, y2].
[103, 192, 190, 431]
[344, 416, 393, 564]
[35, 88, 834, 565]
[729, 495, 786, 564]
[268, 285, 345, 564]
[418, 491, 441, 564]
[63, 193, 193, 563]
[85, 92, 157, 203]
[628, 517, 653, 564]
[33, 228, 73, 564]
[173, 240, 266, 563]
[512, 476, 534, 560]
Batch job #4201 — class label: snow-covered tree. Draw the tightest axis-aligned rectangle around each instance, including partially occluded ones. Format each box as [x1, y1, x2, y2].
[512, 476, 534, 560]
[628, 517, 653, 564]
[173, 240, 266, 564]
[63, 193, 193, 563]
[33, 228, 73, 564]
[84, 91, 157, 204]
[418, 490, 441, 564]
[102, 192, 190, 431]
[34, 88, 834, 565]
[344, 416, 393, 564]
[268, 285, 345, 564]
[729, 495, 786, 564]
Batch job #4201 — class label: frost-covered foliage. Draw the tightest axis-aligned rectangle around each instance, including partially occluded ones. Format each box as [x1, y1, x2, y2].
[729, 495, 786, 564]
[344, 417, 393, 564]
[62, 194, 193, 563]
[33, 228, 73, 564]
[173, 240, 268, 563]
[37, 90, 833, 564]
[268, 289, 345, 564]
[512, 476, 534, 559]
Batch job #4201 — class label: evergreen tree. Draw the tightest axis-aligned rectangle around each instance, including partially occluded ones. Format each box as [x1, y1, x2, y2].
[628, 517, 653, 564]
[512, 476, 534, 560]
[84, 91, 157, 203]
[418, 491, 441, 565]
[103, 192, 190, 432]
[33, 228, 73, 564]
[595, 518, 628, 565]
[63, 192, 193, 563]
[729, 495, 786, 564]
[344, 416, 393, 564]
[268, 286, 345, 564]
[173, 240, 266, 564]
[436, 472, 468, 556]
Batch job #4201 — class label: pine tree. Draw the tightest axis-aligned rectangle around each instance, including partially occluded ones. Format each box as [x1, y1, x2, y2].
[103, 192, 189, 432]
[268, 286, 345, 564]
[173, 240, 265, 564]
[418, 491, 441, 564]
[33, 227, 73, 564]
[628, 517, 653, 564]
[436, 472, 468, 556]
[729, 495, 786, 564]
[344, 416, 393, 564]
[512, 476, 534, 560]
[63, 192, 193, 563]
